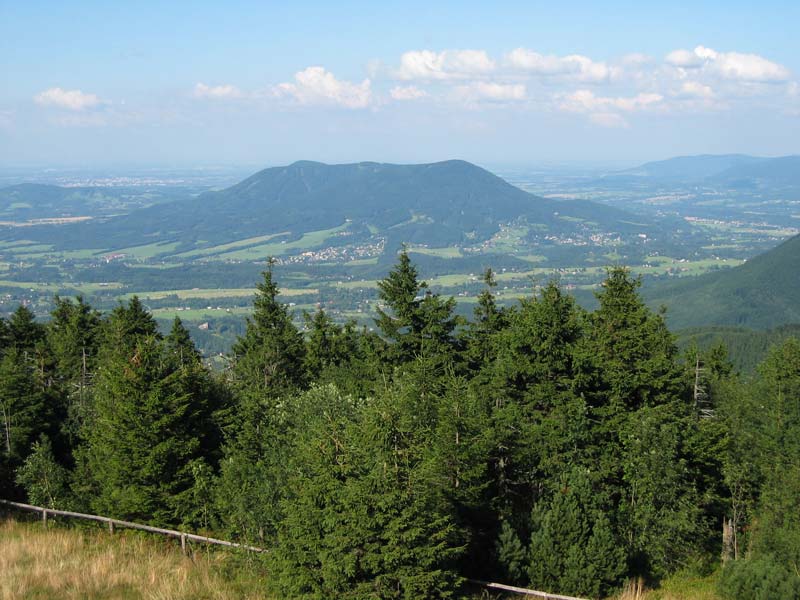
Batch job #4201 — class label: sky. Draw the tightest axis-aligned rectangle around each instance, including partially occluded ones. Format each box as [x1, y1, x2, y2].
[1, 0, 799, 167]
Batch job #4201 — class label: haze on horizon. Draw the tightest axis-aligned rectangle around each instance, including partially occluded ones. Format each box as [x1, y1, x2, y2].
[1, 0, 799, 167]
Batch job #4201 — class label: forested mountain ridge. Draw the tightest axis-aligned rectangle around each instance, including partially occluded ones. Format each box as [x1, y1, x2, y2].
[3, 253, 800, 599]
[3, 159, 651, 250]
[645, 233, 800, 329]
[616, 154, 764, 181]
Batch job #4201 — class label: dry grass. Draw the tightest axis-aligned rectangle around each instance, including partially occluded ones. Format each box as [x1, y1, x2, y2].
[616, 572, 722, 600]
[0, 519, 271, 600]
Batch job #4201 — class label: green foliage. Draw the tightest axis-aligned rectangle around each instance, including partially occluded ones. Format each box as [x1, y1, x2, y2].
[0, 346, 49, 498]
[15, 435, 70, 508]
[647, 233, 800, 329]
[495, 520, 526, 585]
[218, 263, 307, 542]
[619, 405, 704, 577]
[272, 385, 464, 599]
[527, 469, 626, 599]
[230, 263, 306, 398]
[77, 298, 219, 526]
[375, 250, 461, 371]
[6, 251, 800, 600]
[718, 557, 800, 600]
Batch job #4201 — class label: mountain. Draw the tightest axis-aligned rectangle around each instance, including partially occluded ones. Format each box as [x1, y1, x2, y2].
[645, 234, 800, 329]
[708, 155, 800, 187]
[675, 324, 800, 373]
[0, 184, 117, 220]
[9, 160, 650, 251]
[616, 154, 764, 182]
[0, 183, 190, 222]
[602, 154, 800, 189]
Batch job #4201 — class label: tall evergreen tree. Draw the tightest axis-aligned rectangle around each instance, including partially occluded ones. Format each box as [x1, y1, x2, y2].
[77, 299, 216, 526]
[0, 347, 49, 498]
[217, 262, 307, 541]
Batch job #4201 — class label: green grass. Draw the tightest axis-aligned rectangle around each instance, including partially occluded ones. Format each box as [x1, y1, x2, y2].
[151, 307, 254, 320]
[408, 246, 463, 258]
[215, 224, 350, 260]
[636, 570, 721, 600]
[174, 232, 290, 259]
[105, 241, 182, 260]
[347, 257, 379, 266]
[1, 243, 55, 254]
[0, 280, 123, 293]
[130, 287, 318, 300]
[10, 248, 104, 260]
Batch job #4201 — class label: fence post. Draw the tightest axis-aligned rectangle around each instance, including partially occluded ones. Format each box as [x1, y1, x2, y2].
[181, 533, 187, 555]
[42, 508, 47, 526]
[108, 519, 115, 534]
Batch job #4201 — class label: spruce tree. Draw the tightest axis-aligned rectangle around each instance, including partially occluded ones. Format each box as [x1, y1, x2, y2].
[0, 347, 49, 498]
[273, 384, 465, 599]
[79, 299, 215, 526]
[217, 262, 307, 541]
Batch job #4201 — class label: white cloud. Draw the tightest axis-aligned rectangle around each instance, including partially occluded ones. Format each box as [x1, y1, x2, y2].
[665, 49, 703, 69]
[453, 81, 526, 102]
[677, 81, 714, 99]
[559, 89, 663, 113]
[390, 85, 428, 100]
[193, 83, 242, 99]
[665, 46, 790, 82]
[505, 48, 614, 82]
[275, 66, 372, 109]
[34, 87, 101, 110]
[395, 49, 495, 80]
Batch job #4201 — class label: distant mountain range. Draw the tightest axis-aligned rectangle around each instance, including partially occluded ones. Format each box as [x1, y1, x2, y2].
[605, 153, 800, 187]
[2, 160, 650, 251]
[0, 183, 189, 221]
[645, 233, 800, 329]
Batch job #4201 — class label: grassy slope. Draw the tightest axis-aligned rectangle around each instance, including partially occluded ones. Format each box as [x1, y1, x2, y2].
[1, 519, 724, 600]
[0, 519, 270, 600]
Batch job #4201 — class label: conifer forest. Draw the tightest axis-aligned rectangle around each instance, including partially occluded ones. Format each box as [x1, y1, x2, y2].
[2, 251, 799, 599]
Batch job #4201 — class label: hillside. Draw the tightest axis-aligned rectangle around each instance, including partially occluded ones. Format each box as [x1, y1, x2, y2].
[709, 155, 800, 187]
[645, 234, 800, 329]
[604, 153, 800, 190]
[6, 160, 650, 251]
[616, 154, 764, 182]
[0, 183, 188, 221]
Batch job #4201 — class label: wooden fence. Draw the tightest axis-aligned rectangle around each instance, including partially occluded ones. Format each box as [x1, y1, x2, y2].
[0, 498, 264, 554]
[1, 498, 587, 599]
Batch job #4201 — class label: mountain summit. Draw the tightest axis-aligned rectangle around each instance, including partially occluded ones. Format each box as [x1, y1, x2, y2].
[60, 159, 647, 249]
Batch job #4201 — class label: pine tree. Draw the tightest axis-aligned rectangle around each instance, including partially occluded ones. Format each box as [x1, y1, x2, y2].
[0, 347, 49, 498]
[46, 296, 101, 453]
[78, 299, 217, 526]
[164, 316, 201, 366]
[526, 469, 626, 599]
[273, 384, 465, 599]
[304, 309, 380, 396]
[231, 262, 306, 397]
[489, 281, 589, 521]
[217, 262, 307, 541]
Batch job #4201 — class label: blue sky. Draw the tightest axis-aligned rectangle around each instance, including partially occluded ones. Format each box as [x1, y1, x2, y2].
[1, 1, 798, 166]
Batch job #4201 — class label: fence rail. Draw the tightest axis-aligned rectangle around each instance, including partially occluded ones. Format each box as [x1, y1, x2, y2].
[1, 498, 587, 600]
[0, 498, 264, 554]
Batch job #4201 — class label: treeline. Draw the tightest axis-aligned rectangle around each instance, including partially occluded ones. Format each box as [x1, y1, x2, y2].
[1, 252, 799, 599]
